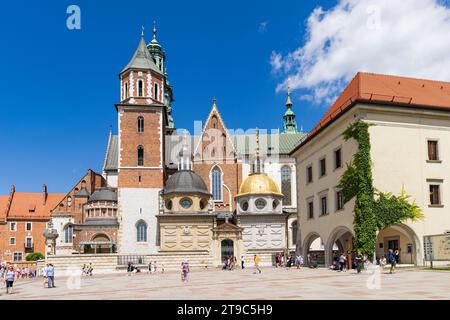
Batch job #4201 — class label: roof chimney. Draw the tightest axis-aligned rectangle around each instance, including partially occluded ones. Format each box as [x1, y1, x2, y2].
[43, 184, 48, 205]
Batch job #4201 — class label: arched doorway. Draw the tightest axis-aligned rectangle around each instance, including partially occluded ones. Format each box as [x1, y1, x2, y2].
[221, 239, 234, 262]
[325, 226, 354, 268]
[376, 224, 420, 265]
[302, 232, 326, 266]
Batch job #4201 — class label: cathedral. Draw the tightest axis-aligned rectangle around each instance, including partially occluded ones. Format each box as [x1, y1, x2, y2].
[44, 25, 305, 267]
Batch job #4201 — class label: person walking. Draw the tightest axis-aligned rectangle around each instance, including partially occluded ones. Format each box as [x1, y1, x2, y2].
[338, 253, 347, 272]
[295, 254, 303, 269]
[181, 261, 190, 282]
[4, 266, 15, 294]
[152, 261, 157, 274]
[355, 251, 364, 274]
[388, 249, 397, 274]
[253, 254, 261, 274]
[46, 264, 55, 288]
[43, 264, 49, 287]
[241, 256, 245, 269]
[148, 261, 152, 274]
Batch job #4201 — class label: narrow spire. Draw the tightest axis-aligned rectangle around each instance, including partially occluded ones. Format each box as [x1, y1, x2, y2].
[286, 85, 293, 107]
[153, 20, 157, 40]
[255, 128, 261, 174]
[283, 84, 298, 134]
[141, 25, 145, 37]
[212, 97, 217, 108]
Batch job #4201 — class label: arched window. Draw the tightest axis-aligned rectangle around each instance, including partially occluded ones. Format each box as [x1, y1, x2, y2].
[64, 224, 73, 244]
[291, 220, 298, 246]
[281, 166, 292, 206]
[124, 83, 128, 99]
[137, 146, 144, 166]
[136, 220, 147, 242]
[211, 166, 222, 201]
[138, 80, 143, 97]
[154, 83, 159, 100]
[137, 116, 144, 133]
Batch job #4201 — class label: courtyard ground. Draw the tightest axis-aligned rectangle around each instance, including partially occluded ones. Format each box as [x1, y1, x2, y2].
[1, 266, 450, 300]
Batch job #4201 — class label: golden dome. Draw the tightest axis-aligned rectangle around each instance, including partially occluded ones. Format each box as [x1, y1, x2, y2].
[237, 173, 284, 197]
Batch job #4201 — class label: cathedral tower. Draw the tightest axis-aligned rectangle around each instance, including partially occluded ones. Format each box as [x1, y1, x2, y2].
[116, 28, 170, 254]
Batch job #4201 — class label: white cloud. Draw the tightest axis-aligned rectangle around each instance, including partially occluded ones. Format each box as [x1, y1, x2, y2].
[270, 51, 283, 72]
[272, 0, 450, 105]
[259, 20, 269, 33]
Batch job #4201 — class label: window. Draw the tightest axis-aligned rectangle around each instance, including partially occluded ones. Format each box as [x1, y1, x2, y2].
[13, 252, 23, 262]
[211, 166, 222, 201]
[166, 200, 173, 210]
[272, 200, 279, 210]
[307, 201, 314, 219]
[180, 198, 192, 209]
[64, 224, 73, 244]
[428, 140, 439, 161]
[430, 185, 441, 205]
[136, 220, 147, 242]
[319, 158, 326, 177]
[255, 198, 267, 210]
[9, 237, 16, 246]
[241, 201, 249, 211]
[307, 166, 313, 183]
[334, 148, 342, 169]
[124, 82, 128, 99]
[138, 80, 143, 97]
[26, 222, 32, 231]
[281, 166, 292, 206]
[336, 191, 344, 211]
[154, 83, 159, 100]
[25, 237, 33, 248]
[291, 221, 298, 246]
[137, 116, 144, 133]
[320, 196, 328, 216]
[137, 146, 144, 166]
[10, 222, 17, 232]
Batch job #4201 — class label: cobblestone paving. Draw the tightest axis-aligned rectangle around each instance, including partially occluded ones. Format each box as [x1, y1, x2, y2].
[1, 267, 449, 300]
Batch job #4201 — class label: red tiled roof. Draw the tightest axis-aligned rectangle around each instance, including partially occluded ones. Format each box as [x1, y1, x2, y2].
[7, 192, 65, 219]
[0, 195, 9, 221]
[305, 72, 450, 140]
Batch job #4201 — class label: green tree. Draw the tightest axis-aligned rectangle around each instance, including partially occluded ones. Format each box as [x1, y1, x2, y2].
[26, 252, 45, 261]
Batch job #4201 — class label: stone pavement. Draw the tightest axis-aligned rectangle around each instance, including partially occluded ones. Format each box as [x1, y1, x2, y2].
[1, 267, 450, 300]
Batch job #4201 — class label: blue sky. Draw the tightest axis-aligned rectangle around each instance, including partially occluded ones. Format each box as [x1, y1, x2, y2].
[2, 0, 449, 193]
[0, 0, 336, 193]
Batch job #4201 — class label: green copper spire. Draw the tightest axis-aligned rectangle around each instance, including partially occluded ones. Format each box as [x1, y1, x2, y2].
[283, 86, 298, 134]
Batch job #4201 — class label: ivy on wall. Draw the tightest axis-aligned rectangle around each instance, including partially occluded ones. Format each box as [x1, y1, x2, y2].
[338, 121, 423, 259]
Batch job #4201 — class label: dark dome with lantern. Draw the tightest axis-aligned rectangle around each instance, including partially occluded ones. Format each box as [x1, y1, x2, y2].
[163, 170, 210, 196]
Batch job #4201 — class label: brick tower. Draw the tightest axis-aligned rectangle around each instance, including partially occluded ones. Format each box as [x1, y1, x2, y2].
[115, 27, 170, 254]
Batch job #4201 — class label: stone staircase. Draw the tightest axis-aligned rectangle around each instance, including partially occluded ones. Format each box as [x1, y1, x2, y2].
[37, 252, 215, 275]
